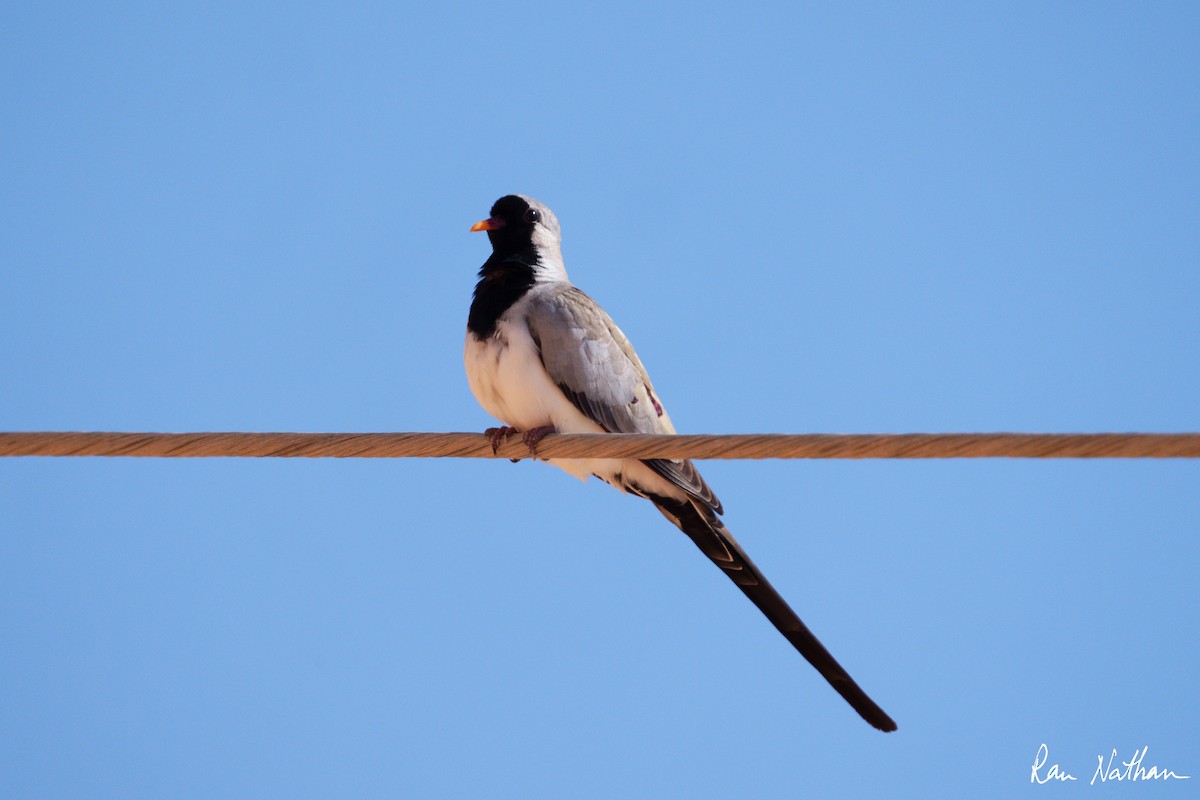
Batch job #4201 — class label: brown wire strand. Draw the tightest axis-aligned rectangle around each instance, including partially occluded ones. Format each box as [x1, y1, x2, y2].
[1, 431, 1198, 459]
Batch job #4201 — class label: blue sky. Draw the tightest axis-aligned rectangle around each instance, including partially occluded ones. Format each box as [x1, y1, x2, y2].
[2, 2, 1198, 797]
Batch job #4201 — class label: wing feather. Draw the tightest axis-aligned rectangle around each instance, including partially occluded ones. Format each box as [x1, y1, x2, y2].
[525, 285, 721, 513]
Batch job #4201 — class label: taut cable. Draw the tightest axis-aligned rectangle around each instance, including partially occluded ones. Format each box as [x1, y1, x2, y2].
[2, 431, 1198, 459]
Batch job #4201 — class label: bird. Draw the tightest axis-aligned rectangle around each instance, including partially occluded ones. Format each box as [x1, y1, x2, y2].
[464, 194, 896, 733]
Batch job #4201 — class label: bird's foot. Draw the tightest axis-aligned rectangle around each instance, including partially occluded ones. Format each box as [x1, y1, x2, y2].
[522, 425, 556, 458]
[483, 426, 518, 455]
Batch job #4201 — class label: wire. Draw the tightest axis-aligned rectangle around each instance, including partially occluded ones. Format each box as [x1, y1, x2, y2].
[2, 431, 1198, 459]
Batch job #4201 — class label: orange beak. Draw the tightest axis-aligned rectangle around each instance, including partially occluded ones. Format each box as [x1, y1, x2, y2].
[469, 217, 504, 232]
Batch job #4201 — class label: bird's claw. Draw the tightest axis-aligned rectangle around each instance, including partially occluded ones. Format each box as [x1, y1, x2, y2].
[482, 425, 556, 460]
[483, 426, 518, 455]
[521, 426, 556, 458]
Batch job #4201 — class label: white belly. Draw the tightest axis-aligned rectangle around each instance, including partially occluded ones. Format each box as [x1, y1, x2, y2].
[463, 309, 682, 500]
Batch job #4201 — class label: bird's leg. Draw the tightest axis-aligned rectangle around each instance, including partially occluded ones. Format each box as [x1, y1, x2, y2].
[521, 425, 556, 458]
[483, 426, 518, 455]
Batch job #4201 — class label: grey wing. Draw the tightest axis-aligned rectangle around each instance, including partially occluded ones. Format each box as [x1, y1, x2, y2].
[525, 285, 722, 514]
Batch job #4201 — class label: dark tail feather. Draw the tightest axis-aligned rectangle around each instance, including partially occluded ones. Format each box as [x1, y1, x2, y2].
[649, 494, 897, 733]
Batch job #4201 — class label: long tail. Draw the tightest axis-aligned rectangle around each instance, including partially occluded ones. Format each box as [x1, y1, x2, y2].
[648, 494, 897, 732]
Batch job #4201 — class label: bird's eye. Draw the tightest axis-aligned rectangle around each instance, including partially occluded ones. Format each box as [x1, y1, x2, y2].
[524, 208, 540, 224]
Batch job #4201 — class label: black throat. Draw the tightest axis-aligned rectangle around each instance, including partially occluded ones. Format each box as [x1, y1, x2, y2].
[467, 250, 538, 339]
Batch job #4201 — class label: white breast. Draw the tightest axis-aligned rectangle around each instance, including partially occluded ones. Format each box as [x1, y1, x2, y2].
[464, 297, 580, 429]
[463, 293, 681, 498]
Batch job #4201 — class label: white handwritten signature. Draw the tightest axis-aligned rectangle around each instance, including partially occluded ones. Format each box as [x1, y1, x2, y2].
[1031, 743, 1191, 785]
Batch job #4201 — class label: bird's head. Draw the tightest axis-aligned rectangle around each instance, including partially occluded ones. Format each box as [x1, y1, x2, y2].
[470, 194, 563, 265]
